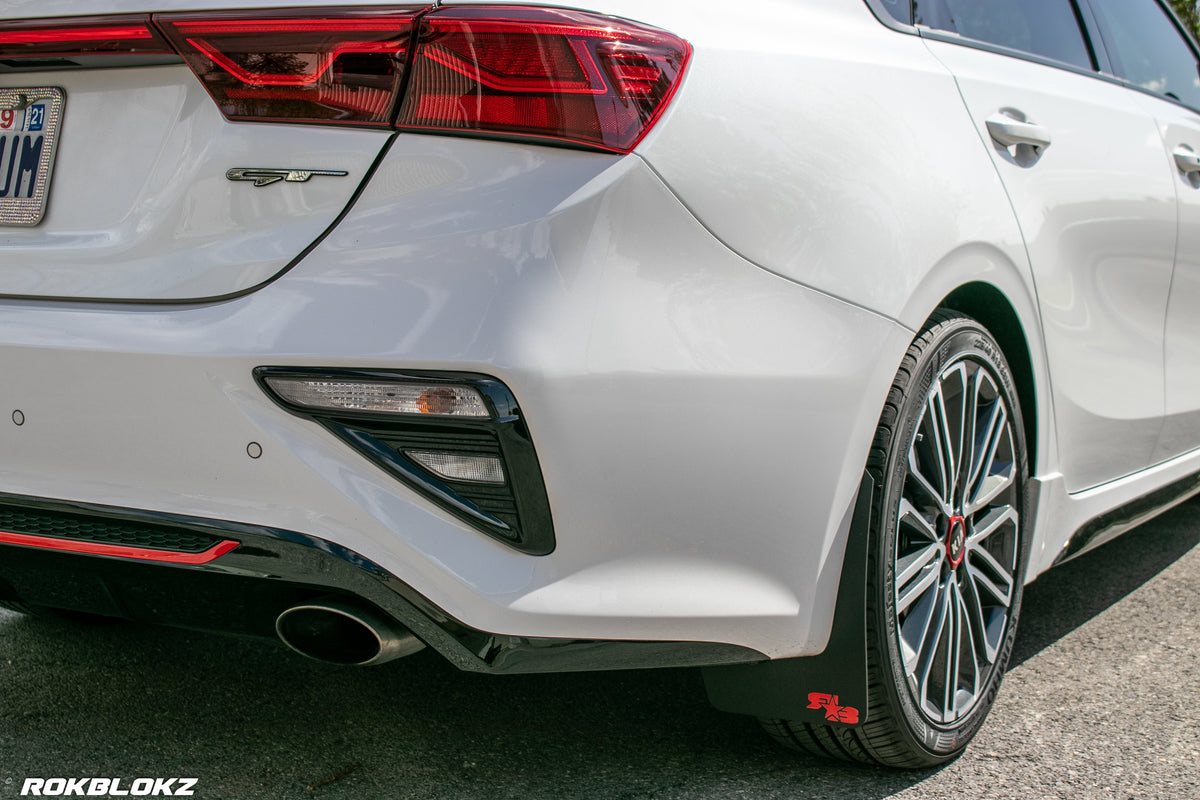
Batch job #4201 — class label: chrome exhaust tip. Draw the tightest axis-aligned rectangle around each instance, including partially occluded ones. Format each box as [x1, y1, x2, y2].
[275, 599, 425, 666]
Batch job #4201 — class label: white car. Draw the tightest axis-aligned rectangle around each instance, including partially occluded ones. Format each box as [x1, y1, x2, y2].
[0, 0, 1197, 768]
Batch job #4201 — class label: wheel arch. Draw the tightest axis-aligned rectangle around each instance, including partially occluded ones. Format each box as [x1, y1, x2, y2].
[940, 282, 1040, 477]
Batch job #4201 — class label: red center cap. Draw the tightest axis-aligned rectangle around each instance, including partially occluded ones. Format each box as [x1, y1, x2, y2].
[946, 515, 967, 568]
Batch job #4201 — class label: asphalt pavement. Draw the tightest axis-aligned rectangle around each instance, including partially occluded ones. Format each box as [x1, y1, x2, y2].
[1, 499, 1197, 800]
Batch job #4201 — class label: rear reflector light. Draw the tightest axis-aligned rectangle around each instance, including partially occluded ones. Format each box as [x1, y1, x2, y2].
[3, 7, 689, 153]
[397, 7, 691, 152]
[157, 10, 421, 126]
[406, 451, 506, 484]
[262, 376, 493, 418]
[0, 16, 173, 59]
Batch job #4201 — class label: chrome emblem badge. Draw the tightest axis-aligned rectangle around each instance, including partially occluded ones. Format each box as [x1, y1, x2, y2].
[226, 168, 349, 187]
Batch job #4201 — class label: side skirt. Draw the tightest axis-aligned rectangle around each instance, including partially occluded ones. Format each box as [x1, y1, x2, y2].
[1052, 471, 1200, 566]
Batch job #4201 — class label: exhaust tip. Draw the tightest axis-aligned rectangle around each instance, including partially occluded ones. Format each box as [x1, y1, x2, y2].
[276, 600, 425, 666]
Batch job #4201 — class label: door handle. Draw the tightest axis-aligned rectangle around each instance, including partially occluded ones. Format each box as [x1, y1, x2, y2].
[985, 115, 1052, 150]
[1173, 145, 1200, 175]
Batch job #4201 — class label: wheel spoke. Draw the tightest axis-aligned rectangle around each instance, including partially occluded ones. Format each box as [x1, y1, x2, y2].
[926, 378, 961, 503]
[965, 374, 1001, 493]
[915, 576, 952, 720]
[944, 577, 963, 721]
[960, 560, 1002, 664]
[896, 543, 942, 615]
[966, 544, 1015, 608]
[967, 464, 1014, 516]
[898, 498, 941, 543]
[969, 505, 1018, 547]
[906, 453, 952, 516]
[955, 366, 982, 511]
[899, 582, 938, 674]
[959, 574, 986, 686]
[934, 365, 968, 498]
[966, 401, 1013, 516]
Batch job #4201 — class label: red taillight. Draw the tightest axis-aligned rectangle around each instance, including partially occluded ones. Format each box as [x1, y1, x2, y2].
[0, 15, 172, 59]
[2, 7, 689, 152]
[156, 9, 423, 126]
[398, 7, 691, 152]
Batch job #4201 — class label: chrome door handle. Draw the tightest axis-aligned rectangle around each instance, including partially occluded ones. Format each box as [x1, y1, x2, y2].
[1173, 145, 1200, 175]
[985, 115, 1052, 150]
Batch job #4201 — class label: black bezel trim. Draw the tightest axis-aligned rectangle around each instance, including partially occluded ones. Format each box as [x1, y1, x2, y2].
[0, 492, 763, 673]
[254, 366, 556, 555]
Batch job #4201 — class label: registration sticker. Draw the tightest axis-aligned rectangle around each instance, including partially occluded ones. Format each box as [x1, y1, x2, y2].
[0, 87, 65, 226]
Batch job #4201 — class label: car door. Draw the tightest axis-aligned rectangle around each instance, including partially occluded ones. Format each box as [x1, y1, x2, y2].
[1081, 0, 1200, 463]
[917, 0, 1178, 492]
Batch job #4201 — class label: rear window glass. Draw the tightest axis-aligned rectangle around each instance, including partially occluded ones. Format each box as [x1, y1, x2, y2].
[917, 0, 1095, 71]
[1090, 0, 1200, 109]
[876, 0, 913, 25]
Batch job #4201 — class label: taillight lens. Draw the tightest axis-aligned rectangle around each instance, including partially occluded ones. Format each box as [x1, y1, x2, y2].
[1, 7, 689, 152]
[0, 15, 172, 59]
[156, 9, 422, 126]
[398, 7, 691, 152]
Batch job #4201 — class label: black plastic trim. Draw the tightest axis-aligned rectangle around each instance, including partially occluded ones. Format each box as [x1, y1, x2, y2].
[1073, 0, 1115, 75]
[914, 26, 1103, 79]
[254, 366, 556, 555]
[0, 497, 222, 553]
[1054, 471, 1200, 566]
[0, 492, 763, 673]
[0, 55, 184, 72]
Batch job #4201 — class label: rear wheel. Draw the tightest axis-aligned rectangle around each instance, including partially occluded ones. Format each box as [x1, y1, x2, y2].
[763, 311, 1030, 767]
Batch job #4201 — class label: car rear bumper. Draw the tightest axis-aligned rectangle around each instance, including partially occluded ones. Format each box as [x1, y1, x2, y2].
[0, 134, 913, 661]
[0, 492, 763, 673]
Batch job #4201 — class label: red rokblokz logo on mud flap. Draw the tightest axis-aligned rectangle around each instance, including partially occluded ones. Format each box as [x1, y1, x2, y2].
[20, 778, 198, 796]
[807, 692, 860, 724]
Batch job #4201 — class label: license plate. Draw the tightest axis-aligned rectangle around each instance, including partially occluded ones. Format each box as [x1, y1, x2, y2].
[0, 87, 64, 226]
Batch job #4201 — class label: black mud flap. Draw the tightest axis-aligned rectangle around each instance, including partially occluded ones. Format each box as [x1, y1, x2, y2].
[702, 472, 874, 725]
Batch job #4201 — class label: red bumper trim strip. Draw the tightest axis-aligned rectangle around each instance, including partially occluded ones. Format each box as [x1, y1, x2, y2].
[0, 530, 239, 564]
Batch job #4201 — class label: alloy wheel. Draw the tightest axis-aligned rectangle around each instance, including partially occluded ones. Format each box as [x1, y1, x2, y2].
[893, 358, 1020, 725]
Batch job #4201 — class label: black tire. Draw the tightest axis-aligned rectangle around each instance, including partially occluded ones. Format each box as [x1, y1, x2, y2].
[763, 310, 1031, 768]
